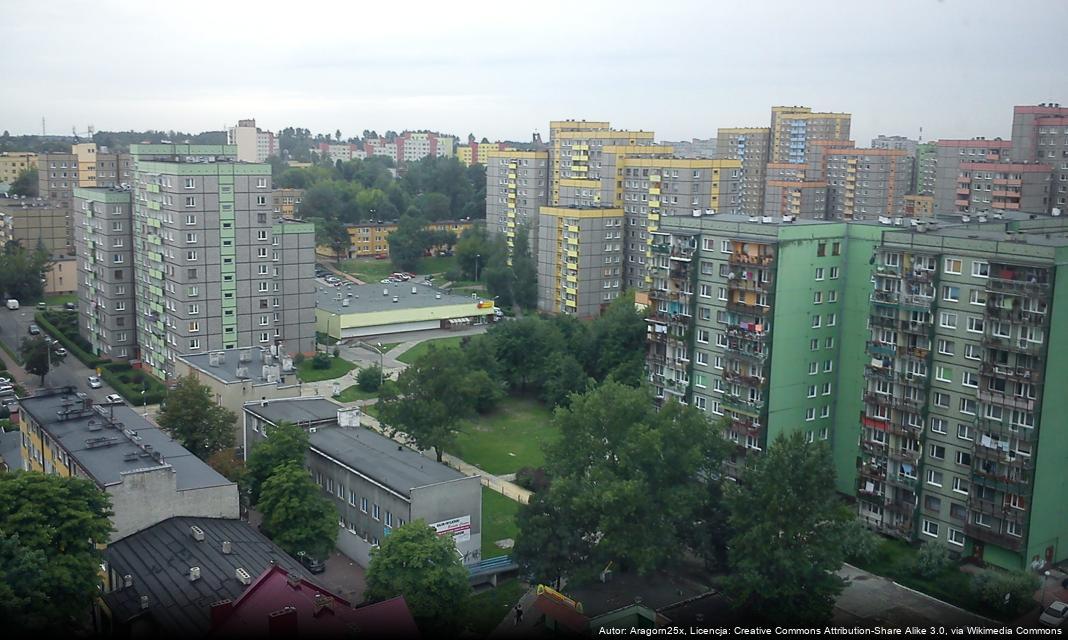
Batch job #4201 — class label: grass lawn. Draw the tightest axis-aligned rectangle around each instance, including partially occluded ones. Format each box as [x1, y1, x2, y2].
[335, 384, 378, 402]
[395, 335, 466, 365]
[466, 578, 525, 636]
[451, 396, 558, 474]
[481, 486, 519, 560]
[340, 255, 456, 283]
[44, 293, 77, 306]
[379, 342, 400, 353]
[296, 356, 356, 382]
[854, 538, 985, 616]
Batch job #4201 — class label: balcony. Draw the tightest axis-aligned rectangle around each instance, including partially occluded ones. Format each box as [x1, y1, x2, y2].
[975, 417, 1036, 443]
[860, 439, 888, 456]
[904, 269, 934, 284]
[727, 274, 770, 292]
[725, 325, 769, 343]
[986, 273, 1051, 294]
[884, 497, 916, 515]
[870, 290, 899, 306]
[888, 448, 921, 465]
[725, 299, 770, 316]
[866, 341, 897, 358]
[973, 445, 1035, 470]
[899, 319, 932, 335]
[984, 301, 1048, 325]
[981, 335, 1044, 356]
[650, 242, 671, 255]
[869, 315, 898, 329]
[863, 365, 894, 382]
[722, 396, 764, 417]
[723, 369, 765, 387]
[972, 468, 1032, 494]
[669, 246, 695, 262]
[978, 362, 1042, 384]
[725, 348, 768, 366]
[728, 253, 775, 267]
[886, 474, 919, 491]
[964, 523, 1025, 551]
[977, 390, 1036, 411]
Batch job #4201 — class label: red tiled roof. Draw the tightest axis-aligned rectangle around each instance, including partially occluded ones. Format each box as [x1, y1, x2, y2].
[210, 565, 419, 637]
[533, 593, 589, 632]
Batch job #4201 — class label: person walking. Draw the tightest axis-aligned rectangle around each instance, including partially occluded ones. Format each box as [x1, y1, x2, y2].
[514, 603, 524, 626]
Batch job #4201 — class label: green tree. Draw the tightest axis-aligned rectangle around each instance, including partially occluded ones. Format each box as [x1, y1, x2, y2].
[357, 364, 384, 392]
[488, 317, 564, 392]
[539, 352, 591, 409]
[0, 244, 51, 302]
[257, 461, 337, 559]
[314, 218, 350, 261]
[246, 420, 309, 505]
[0, 473, 112, 632]
[9, 167, 38, 198]
[585, 291, 647, 385]
[365, 521, 471, 633]
[376, 346, 478, 461]
[510, 225, 538, 310]
[513, 488, 591, 588]
[515, 383, 728, 578]
[387, 215, 430, 272]
[482, 265, 515, 308]
[156, 375, 236, 459]
[723, 431, 852, 625]
[20, 336, 50, 384]
[971, 570, 1040, 619]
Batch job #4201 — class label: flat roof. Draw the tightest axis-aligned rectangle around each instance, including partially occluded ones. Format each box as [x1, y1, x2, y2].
[243, 397, 343, 426]
[315, 281, 489, 315]
[179, 347, 295, 385]
[309, 425, 467, 497]
[102, 516, 309, 637]
[18, 388, 232, 491]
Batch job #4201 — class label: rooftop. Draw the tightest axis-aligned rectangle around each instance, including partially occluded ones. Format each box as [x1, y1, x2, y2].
[18, 387, 231, 491]
[316, 281, 489, 315]
[243, 397, 344, 427]
[309, 425, 467, 498]
[102, 517, 309, 638]
[210, 565, 419, 637]
[179, 346, 297, 386]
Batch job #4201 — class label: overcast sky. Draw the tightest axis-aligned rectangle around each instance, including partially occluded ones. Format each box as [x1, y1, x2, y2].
[3, 0, 1066, 145]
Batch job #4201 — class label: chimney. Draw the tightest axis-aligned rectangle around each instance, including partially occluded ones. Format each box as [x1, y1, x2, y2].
[190, 566, 201, 581]
[190, 525, 205, 541]
[269, 607, 298, 636]
[236, 567, 252, 585]
[210, 599, 234, 628]
[222, 540, 232, 554]
[123, 574, 133, 589]
[313, 594, 335, 617]
[286, 573, 302, 590]
[140, 595, 150, 610]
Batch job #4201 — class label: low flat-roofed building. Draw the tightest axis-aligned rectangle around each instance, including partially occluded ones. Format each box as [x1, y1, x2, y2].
[17, 387, 238, 540]
[242, 397, 482, 568]
[315, 282, 496, 339]
[175, 346, 304, 437]
[99, 516, 310, 638]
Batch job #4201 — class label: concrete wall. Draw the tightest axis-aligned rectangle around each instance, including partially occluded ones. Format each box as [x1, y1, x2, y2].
[107, 467, 239, 542]
[410, 475, 483, 566]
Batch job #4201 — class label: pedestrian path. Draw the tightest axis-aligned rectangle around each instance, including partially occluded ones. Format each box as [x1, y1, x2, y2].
[354, 403, 532, 505]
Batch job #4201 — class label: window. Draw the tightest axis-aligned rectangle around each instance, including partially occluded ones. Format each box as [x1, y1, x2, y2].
[817, 242, 826, 257]
[922, 520, 939, 538]
[957, 424, 973, 441]
[962, 372, 978, 388]
[385, 511, 393, 527]
[827, 313, 837, 326]
[360, 497, 368, 513]
[934, 392, 949, 408]
[372, 504, 380, 520]
[188, 321, 200, 333]
[936, 366, 953, 382]
[971, 261, 989, 278]
[258, 247, 269, 258]
[256, 177, 268, 188]
[924, 495, 942, 512]
[813, 291, 823, 304]
[186, 250, 198, 261]
[808, 385, 818, 398]
[828, 290, 838, 303]
[805, 408, 815, 421]
[955, 451, 971, 467]
[947, 528, 965, 546]
[824, 337, 834, 349]
[808, 362, 818, 375]
[696, 329, 710, 344]
[811, 315, 821, 328]
[821, 382, 832, 396]
[820, 405, 830, 418]
[256, 195, 267, 206]
[810, 338, 819, 351]
[832, 241, 841, 256]
[939, 312, 957, 329]
[260, 332, 270, 342]
[959, 398, 976, 415]
[185, 214, 196, 225]
[699, 284, 712, 298]
[966, 316, 984, 333]
[186, 232, 197, 244]
[185, 196, 196, 207]
[189, 339, 200, 350]
[969, 289, 986, 306]
[942, 286, 960, 302]
[929, 444, 945, 460]
[937, 339, 955, 355]
[927, 470, 943, 487]
[188, 303, 199, 315]
[964, 344, 981, 360]
[823, 360, 833, 373]
[830, 267, 840, 279]
[815, 267, 825, 280]
[944, 258, 962, 274]
[184, 178, 195, 189]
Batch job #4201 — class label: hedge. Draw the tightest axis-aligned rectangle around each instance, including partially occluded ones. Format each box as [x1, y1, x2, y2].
[34, 311, 109, 369]
[99, 362, 167, 406]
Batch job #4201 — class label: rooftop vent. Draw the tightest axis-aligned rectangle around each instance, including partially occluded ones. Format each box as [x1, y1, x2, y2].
[382, 288, 389, 296]
[190, 525, 205, 542]
[411, 286, 417, 295]
[190, 567, 201, 582]
[222, 540, 232, 554]
[140, 595, 150, 610]
[235, 568, 252, 586]
[239, 349, 252, 363]
[392, 296, 399, 303]
[123, 574, 133, 588]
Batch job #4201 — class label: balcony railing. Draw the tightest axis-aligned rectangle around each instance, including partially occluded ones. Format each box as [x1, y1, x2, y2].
[964, 523, 1025, 551]
[888, 448, 921, 464]
[725, 325, 769, 342]
[728, 253, 775, 267]
[985, 301, 1048, 325]
[870, 315, 898, 329]
[978, 362, 1042, 384]
[904, 269, 934, 283]
[725, 300, 771, 316]
[723, 396, 764, 416]
[975, 417, 1037, 443]
[886, 474, 919, 491]
[977, 390, 1036, 412]
[867, 341, 897, 358]
[723, 369, 765, 387]
[981, 335, 1044, 356]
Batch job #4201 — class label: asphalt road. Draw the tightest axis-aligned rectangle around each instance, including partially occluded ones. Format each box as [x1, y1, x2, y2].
[0, 306, 118, 403]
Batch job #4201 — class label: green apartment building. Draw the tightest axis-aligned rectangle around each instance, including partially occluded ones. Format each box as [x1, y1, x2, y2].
[648, 212, 1068, 569]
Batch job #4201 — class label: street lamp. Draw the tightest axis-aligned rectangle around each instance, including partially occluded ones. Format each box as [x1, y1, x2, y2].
[1042, 570, 1052, 607]
[475, 253, 480, 282]
[375, 342, 384, 388]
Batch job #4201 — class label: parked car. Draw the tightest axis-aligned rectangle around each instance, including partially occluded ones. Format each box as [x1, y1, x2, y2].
[27, 324, 40, 335]
[1, 398, 17, 409]
[296, 551, 326, 574]
[64, 302, 76, 311]
[37, 301, 46, 310]
[0, 377, 11, 385]
[380, 278, 392, 284]
[0, 384, 14, 395]
[103, 394, 124, 405]
[6, 299, 18, 310]
[1040, 601, 1068, 628]
[53, 347, 68, 357]
[87, 376, 103, 389]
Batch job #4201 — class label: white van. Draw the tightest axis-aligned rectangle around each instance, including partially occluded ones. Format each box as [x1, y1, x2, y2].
[6, 299, 18, 310]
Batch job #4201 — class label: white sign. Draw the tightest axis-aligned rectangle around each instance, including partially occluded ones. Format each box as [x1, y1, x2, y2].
[429, 515, 471, 544]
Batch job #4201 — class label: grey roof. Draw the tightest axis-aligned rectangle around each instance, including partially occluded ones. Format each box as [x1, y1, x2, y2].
[102, 516, 309, 637]
[308, 425, 466, 498]
[18, 388, 231, 491]
[0, 428, 21, 469]
[178, 347, 297, 385]
[242, 396, 342, 427]
[315, 281, 489, 315]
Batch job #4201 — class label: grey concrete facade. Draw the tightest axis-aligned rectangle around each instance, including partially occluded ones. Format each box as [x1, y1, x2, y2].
[932, 139, 1011, 216]
[73, 187, 137, 359]
[536, 207, 624, 318]
[485, 150, 548, 255]
[826, 149, 912, 219]
[717, 128, 770, 215]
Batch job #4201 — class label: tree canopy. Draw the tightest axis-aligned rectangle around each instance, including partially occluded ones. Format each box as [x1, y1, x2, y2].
[9, 167, 38, 197]
[156, 375, 235, 459]
[723, 431, 852, 625]
[0, 473, 112, 632]
[20, 336, 51, 384]
[257, 461, 337, 559]
[0, 243, 51, 301]
[365, 520, 471, 633]
[246, 420, 308, 505]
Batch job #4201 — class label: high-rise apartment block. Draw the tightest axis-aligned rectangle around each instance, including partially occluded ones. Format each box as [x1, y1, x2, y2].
[769, 106, 851, 164]
[485, 149, 550, 254]
[954, 162, 1051, 214]
[645, 210, 1068, 570]
[536, 206, 624, 317]
[73, 187, 137, 360]
[915, 142, 937, 196]
[825, 148, 912, 219]
[1008, 104, 1068, 214]
[363, 132, 456, 164]
[227, 119, 277, 163]
[716, 128, 770, 214]
[316, 142, 367, 163]
[933, 139, 1011, 216]
[872, 135, 919, 156]
[37, 143, 132, 251]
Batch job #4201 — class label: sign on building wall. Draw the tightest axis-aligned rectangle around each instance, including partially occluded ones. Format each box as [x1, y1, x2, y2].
[429, 515, 471, 543]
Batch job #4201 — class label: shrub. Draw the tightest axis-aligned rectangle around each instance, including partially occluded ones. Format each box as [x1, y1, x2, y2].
[293, 353, 306, 365]
[972, 570, 1040, 619]
[357, 364, 383, 392]
[444, 268, 463, 283]
[514, 467, 550, 492]
[839, 519, 880, 565]
[913, 541, 952, 578]
[332, 346, 340, 358]
[311, 353, 332, 370]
